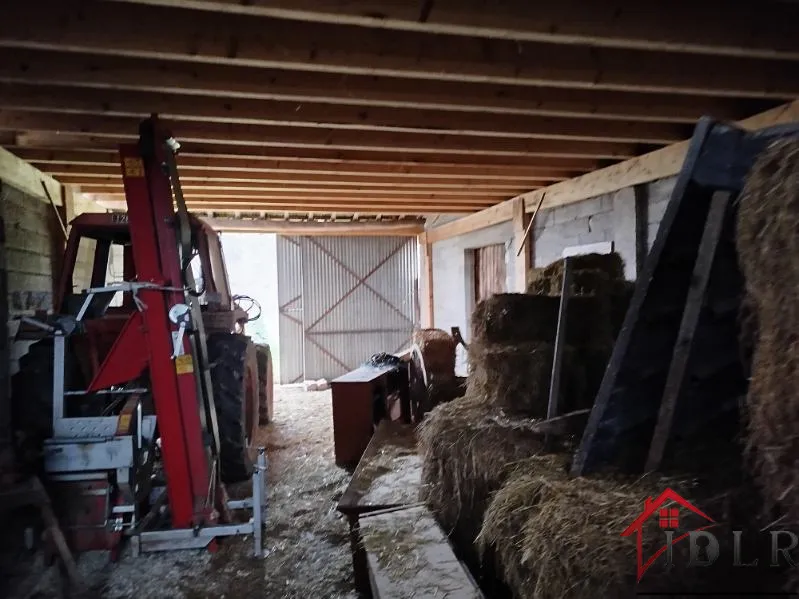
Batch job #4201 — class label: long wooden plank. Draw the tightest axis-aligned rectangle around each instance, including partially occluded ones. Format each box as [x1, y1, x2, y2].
[205, 217, 424, 236]
[0, 111, 639, 159]
[359, 505, 483, 599]
[428, 99, 799, 242]
[44, 167, 561, 187]
[49, 173, 542, 191]
[104, 0, 799, 60]
[68, 180, 526, 197]
[89, 198, 493, 214]
[0, 84, 686, 144]
[1, 1, 797, 98]
[6, 143, 601, 170]
[0, 147, 61, 203]
[0, 50, 769, 124]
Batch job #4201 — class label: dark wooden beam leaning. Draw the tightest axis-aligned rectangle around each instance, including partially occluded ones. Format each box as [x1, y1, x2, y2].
[1, 1, 797, 98]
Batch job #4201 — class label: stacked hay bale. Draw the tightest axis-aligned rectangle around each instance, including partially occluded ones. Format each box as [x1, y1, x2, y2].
[478, 456, 705, 599]
[527, 252, 633, 412]
[419, 293, 574, 566]
[737, 140, 799, 532]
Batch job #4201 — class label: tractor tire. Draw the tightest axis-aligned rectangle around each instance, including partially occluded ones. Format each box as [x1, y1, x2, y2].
[10, 339, 81, 469]
[255, 344, 274, 425]
[207, 333, 258, 484]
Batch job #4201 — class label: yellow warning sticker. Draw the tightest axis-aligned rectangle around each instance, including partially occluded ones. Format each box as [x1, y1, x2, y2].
[175, 354, 194, 375]
[123, 158, 145, 177]
[117, 413, 132, 434]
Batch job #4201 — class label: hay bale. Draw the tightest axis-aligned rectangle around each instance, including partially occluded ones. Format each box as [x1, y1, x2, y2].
[471, 294, 559, 345]
[479, 458, 692, 599]
[418, 398, 549, 546]
[527, 253, 625, 295]
[413, 328, 457, 378]
[736, 139, 799, 516]
[467, 341, 554, 417]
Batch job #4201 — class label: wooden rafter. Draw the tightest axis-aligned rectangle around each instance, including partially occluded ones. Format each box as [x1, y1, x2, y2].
[0, 84, 689, 144]
[0, 51, 772, 124]
[0, 110, 642, 159]
[1, 1, 798, 98]
[101, 0, 799, 61]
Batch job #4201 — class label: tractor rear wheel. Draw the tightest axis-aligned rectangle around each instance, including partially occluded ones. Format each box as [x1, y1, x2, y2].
[10, 338, 83, 469]
[207, 333, 258, 484]
[255, 344, 274, 425]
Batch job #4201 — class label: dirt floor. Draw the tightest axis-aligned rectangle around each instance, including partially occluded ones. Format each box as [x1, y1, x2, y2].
[4, 387, 358, 599]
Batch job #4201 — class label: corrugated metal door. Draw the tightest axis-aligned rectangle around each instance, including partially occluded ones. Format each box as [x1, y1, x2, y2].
[276, 235, 418, 381]
[276, 236, 304, 384]
[474, 243, 507, 302]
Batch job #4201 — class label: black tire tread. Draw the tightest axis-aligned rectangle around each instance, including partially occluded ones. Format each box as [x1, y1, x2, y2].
[207, 332, 254, 484]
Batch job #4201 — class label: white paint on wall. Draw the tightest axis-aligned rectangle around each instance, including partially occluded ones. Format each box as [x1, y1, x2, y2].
[219, 232, 281, 382]
[429, 220, 514, 375]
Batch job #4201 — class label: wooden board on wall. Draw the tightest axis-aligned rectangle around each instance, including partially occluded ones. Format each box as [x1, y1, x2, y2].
[474, 243, 507, 303]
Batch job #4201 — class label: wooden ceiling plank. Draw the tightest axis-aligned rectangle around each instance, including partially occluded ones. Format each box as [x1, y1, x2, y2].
[0, 110, 641, 159]
[6, 146, 598, 173]
[203, 218, 425, 236]
[46, 169, 556, 188]
[0, 50, 774, 124]
[77, 186, 516, 202]
[66, 179, 532, 196]
[9, 133, 612, 166]
[100, 0, 799, 60]
[1, 1, 798, 98]
[0, 83, 688, 144]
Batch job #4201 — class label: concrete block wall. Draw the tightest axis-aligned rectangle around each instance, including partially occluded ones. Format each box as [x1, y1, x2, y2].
[533, 176, 677, 280]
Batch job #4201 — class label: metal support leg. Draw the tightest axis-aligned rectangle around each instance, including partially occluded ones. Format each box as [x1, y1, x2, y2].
[253, 448, 266, 557]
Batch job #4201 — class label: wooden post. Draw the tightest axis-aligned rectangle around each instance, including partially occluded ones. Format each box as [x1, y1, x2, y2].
[512, 197, 532, 292]
[418, 232, 434, 328]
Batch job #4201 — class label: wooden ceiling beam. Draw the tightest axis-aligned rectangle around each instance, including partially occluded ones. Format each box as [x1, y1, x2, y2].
[9, 134, 612, 167]
[45, 168, 556, 188]
[2, 1, 798, 98]
[0, 50, 770, 124]
[77, 185, 513, 203]
[7, 148, 593, 176]
[87, 196, 497, 214]
[101, 0, 799, 60]
[0, 83, 688, 144]
[62, 177, 529, 196]
[0, 111, 641, 159]
[204, 217, 425, 236]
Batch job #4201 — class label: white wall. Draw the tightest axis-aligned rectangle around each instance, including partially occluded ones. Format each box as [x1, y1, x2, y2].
[219, 233, 281, 382]
[426, 176, 679, 375]
[428, 220, 514, 375]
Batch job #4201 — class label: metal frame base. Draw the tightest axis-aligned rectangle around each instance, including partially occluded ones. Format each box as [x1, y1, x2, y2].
[131, 449, 267, 557]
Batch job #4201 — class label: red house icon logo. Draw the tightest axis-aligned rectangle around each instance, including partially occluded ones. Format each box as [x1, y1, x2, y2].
[621, 488, 717, 581]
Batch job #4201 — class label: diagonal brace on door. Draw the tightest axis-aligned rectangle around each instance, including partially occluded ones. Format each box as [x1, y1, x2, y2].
[305, 238, 412, 333]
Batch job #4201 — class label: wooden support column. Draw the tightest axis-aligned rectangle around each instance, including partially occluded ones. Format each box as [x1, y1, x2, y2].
[418, 232, 434, 328]
[513, 197, 532, 292]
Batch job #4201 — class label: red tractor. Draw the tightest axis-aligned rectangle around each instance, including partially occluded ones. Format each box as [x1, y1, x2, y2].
[12, 117, 273, 554]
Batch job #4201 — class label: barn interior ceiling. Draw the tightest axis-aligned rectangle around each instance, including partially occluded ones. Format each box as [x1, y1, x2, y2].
[0, 0, 797, 219]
